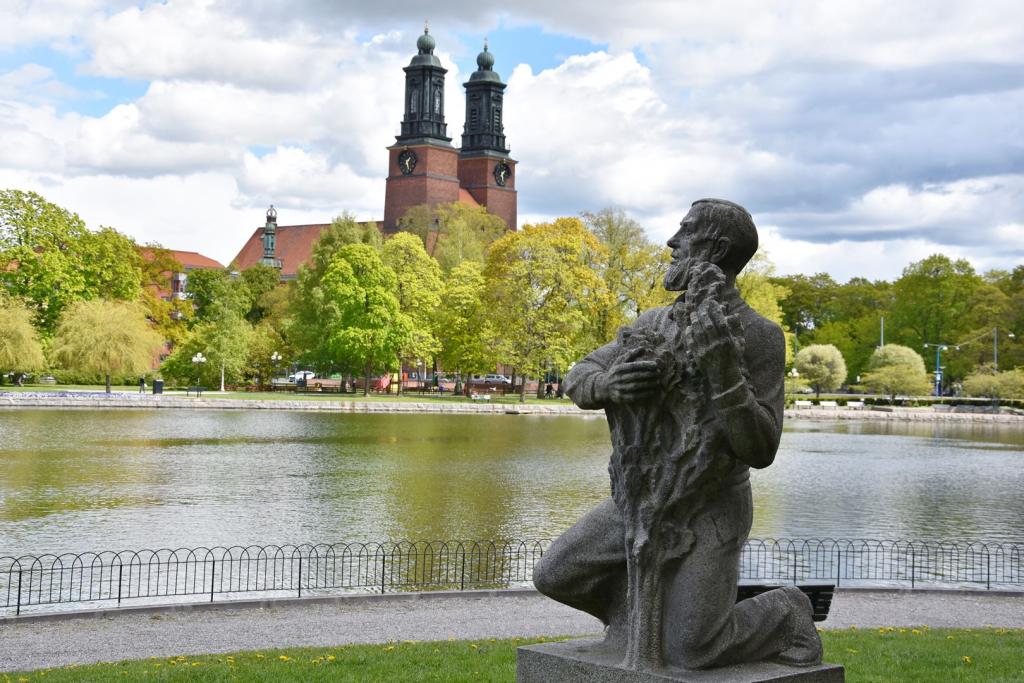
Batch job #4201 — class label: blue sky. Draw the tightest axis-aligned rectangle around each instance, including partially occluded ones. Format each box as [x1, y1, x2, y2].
[1, 1, 1022, 280]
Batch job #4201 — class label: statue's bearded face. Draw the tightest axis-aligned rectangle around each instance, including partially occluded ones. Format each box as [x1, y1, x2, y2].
[663, 210, 714, 291]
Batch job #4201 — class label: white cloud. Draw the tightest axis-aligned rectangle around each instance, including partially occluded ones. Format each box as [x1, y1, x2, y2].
[0, 1, 1021, 281]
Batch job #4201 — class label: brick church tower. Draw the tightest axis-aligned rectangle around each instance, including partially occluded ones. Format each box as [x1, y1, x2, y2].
[383, 29, 517, 231]
[458, 41, 517, 231]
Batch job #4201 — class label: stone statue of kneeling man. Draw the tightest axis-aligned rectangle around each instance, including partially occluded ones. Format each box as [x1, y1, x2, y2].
[533, 199, 822, 672]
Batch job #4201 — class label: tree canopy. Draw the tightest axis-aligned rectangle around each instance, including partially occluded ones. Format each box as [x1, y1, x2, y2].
[794, 344, 847, 398]
[0, 301, 46, 379]
[485, 217, 609, 400]
[861, 344, 931, 401]
[51, 300, 163, 392]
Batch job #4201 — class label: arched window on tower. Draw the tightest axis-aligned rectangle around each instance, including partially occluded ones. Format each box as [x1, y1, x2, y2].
[410, 89, 418, 114]
[434, 87, 442, 114]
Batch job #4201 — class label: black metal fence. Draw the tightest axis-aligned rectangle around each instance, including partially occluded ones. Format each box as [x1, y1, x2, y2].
[2, 538, 1022, 616]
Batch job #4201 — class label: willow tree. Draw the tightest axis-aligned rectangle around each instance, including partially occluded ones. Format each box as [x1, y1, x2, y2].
[0, 302, 46, 383]
[52, 300, 163, 393]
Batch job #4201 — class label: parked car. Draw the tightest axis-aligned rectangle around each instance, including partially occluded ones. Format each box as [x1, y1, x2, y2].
[470, 374, 512, 385]
[288, 370, 316, 383]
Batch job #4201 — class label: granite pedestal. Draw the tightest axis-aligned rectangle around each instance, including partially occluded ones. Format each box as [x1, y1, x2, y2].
[517, 639, 844, 683]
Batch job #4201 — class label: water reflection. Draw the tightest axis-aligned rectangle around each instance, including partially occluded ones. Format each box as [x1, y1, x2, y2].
[1, 410, 1022, 556]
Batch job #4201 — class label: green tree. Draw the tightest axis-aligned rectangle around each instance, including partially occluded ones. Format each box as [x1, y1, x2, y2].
[485, 217, 608, 401]
[861, 344, 931, 401]
[0, 302, 46, 383]
[794, 344, 847, 398]
[891, 255, 981, 354]
[771, 273, 839, 340]
[381, 232, 443, 390]
[239, 264, 282, 323]
[398, 202, 506, 271]
[736, 251, 792, 364]
[79, 227, 143, 302]
[306, 213, 382, 278]
[51, 300, 163, 393]
[160, 313, 253, 390]
[582, 207, 673, 345]
[292, 244, 411, 393]
[184, 268, 249, 323]
[963, 367, 1024, 400]
[435, 261, 495, 392]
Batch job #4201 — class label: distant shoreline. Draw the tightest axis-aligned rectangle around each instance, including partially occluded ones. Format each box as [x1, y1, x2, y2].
[1, 392, 1023, 424]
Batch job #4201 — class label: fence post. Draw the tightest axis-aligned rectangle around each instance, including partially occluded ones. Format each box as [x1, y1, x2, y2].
[210, 558, 216, 603]
[16, 569, 22, 616]
[117, 564, 123, 606]
[792, 551, 798, 584]
[910, 548, 915, 589]
[380, 552, 386, 594]
[835, 549, 841, 588]
[986, 552, 991, 590]
[298, 554, 303, 598]
[460, 552, 467, 592]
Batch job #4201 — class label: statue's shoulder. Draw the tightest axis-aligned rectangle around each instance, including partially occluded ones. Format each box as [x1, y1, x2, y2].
[634, 305, 672, 331]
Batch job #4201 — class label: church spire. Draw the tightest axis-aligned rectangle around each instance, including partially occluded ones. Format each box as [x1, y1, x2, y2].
[461, 40, 508, 155]
[396, 25, 450, 144]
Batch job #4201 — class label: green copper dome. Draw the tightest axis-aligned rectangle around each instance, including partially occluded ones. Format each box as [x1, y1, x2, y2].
[476, 44, 495, 70]
[416, 28, 435, 53]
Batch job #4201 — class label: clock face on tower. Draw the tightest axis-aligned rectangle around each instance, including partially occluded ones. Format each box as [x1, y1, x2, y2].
[398, 150, 417, 175]
[493, 161, 511, 187]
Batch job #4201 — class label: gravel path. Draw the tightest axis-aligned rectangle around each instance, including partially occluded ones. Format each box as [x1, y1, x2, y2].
[3, 589, 1023, 673]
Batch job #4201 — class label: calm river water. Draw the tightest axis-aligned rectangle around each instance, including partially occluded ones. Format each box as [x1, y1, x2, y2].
[1, 409, 1023, 556]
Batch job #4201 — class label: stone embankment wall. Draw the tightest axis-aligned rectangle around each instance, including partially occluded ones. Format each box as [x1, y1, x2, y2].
[2, 393, 1023, 423]
[0, 393, 593, 416]
[785, 407, 1024, 424]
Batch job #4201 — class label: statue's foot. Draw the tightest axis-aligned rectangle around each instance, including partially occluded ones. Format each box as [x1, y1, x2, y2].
[775, 586, 823, 667]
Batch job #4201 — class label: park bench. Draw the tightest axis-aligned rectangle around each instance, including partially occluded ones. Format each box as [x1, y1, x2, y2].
[186, 386, 204, 397]
[819, 400, 839, 409]
[846, 401, 865, 409]
[470, 393, 492, 401]
[793, 400, 813, 408]
[736, 583, 834, 622]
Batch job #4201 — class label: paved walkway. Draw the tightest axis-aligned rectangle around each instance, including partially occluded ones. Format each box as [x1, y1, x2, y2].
[3, 589, 1023, 673]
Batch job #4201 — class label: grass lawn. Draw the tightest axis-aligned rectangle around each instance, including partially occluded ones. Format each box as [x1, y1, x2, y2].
[6, 629, 1023, 682]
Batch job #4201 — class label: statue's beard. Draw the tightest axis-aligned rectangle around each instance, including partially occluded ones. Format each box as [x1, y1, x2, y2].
[664, 257, 700, 291]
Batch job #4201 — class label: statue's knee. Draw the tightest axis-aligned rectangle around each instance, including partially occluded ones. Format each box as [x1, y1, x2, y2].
[532, 553, 561, 597]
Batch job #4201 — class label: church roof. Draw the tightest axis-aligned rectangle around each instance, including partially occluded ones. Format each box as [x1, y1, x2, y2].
[233, 195, 479, 280]
[232, 223, 333, 279]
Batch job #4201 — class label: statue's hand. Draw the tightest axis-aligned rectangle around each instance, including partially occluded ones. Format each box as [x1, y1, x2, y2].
[686, 298, 743, 394]
[600, 348, 662, 404]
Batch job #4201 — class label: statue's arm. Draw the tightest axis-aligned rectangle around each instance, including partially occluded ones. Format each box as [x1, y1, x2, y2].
[564, 310, 663, 409]
[713, 321, 785, 469]
[563, 340, 619, 409]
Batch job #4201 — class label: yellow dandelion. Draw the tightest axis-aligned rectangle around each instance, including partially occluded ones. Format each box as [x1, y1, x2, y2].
[384, 646, 395, 652]
[470, 644, 479, 650]
[327, 655, 336, 662]
[947, 635, 955, 640]
[911, 629, 921, 635]
[255, 654, 265, 660]
[846, 649, 858, 654]
[961, 655, 972, 665]
[278, 655, 291, 662]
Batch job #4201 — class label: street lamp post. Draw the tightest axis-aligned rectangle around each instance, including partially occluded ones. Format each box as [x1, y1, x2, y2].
[191, 352, 207, 394]
[923, 342, 959, 397]
[270, 351, 281, 390]
[994, 328, 1016, 371]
